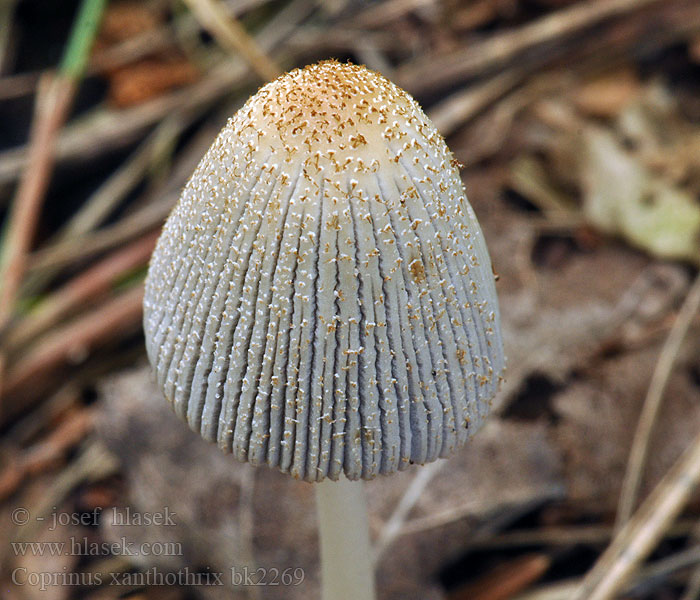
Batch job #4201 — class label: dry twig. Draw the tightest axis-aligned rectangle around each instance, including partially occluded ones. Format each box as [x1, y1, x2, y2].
[5, 231, 158, 352]
[572, 427, 700, 600]
[397, 0, 667, 94]
[520, 546, 700, 600]
[616, 271, 700, 527]
[0, 408, 95, 501]
[0, 74, 75, 327]
[2, 285, 144, 419]
[14, 442, 119, 542]
[451, 554, 551, 600]
[182, 0, 282, 82]
[373, 460, 446, 563]
[354, 0, 436, 28]
[429, 71, 523, 137]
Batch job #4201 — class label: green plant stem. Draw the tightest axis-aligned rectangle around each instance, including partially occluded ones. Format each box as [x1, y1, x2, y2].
[60, 0, 108, 80]
[316, 476, 375, 600]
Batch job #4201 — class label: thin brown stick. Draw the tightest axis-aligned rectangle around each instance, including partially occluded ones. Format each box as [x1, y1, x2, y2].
[616, 271, 700, 528]
[397, 484, 564, 538]
[60, 116, 188, 239]
[286, 25, 397, 54]
[428, 71, 522, 137]
[6, 382, 80, 445]
[1, 285, 144, 415]
[14, 442, 119, 542]
[0, 386, 86, 500]
[396, 0, 666, 94]
[16, 115, 188, 301]
[0, 408, 96, 502]
[4, 231, 158, 352]
[353, 0, 436, 28]
[572, 428, 700, 600]
[451, 554, 551, 600]
[0, 70, 41, 101]
[23, 409, 95, 474]
[182, 0, 282, 82]
[373, 460, 445, 563]
[24, 111, 220, 274]
[24, 109, 231, 279]
[0, 74, 75, 323]
[29, 212, 168, 276]
[0, 63, 237, 186]
[522, 546, 700, 600]
[23, 120, 220, 277]
[0, 74, 76, 408]
[0, 450, 23, 501]
[462, 521, 698, 553]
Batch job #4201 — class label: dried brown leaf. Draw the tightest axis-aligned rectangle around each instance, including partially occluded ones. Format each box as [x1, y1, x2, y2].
[107, 59, 200, 108]
[573, 69, 640, 118]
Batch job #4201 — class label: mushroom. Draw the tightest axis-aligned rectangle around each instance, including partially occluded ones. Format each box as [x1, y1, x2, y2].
[144, 60, 505, 600]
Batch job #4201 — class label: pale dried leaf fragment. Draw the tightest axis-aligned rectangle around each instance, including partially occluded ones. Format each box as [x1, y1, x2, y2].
[583, 127, 700, 264]
[573, 69, 639, 118]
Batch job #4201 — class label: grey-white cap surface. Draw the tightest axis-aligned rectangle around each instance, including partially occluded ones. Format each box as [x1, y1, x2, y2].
[143, 60, 505, 482]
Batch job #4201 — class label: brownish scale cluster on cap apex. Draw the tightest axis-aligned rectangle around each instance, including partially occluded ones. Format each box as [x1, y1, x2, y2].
[247, 60, 433, 157]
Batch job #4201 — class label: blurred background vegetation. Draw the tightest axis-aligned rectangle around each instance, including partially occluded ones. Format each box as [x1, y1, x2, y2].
[2, 0, 700, 598]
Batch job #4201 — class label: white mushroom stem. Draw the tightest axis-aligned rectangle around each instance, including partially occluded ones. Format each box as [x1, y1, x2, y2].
[316, 476, 375, 600]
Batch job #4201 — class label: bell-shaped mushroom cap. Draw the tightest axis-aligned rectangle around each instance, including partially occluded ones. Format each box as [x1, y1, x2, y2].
[144, 60, 505, 482]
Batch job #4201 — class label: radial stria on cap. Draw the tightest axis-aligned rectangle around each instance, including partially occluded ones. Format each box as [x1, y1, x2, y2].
[143, 60, 505, 482]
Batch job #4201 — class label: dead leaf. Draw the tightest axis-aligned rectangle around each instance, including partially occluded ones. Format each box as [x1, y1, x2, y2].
[573, 69, 639, 118]
[509, 155, 575, 214]
[582, 127, 700, 264]
[108, 59, 200, 108]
